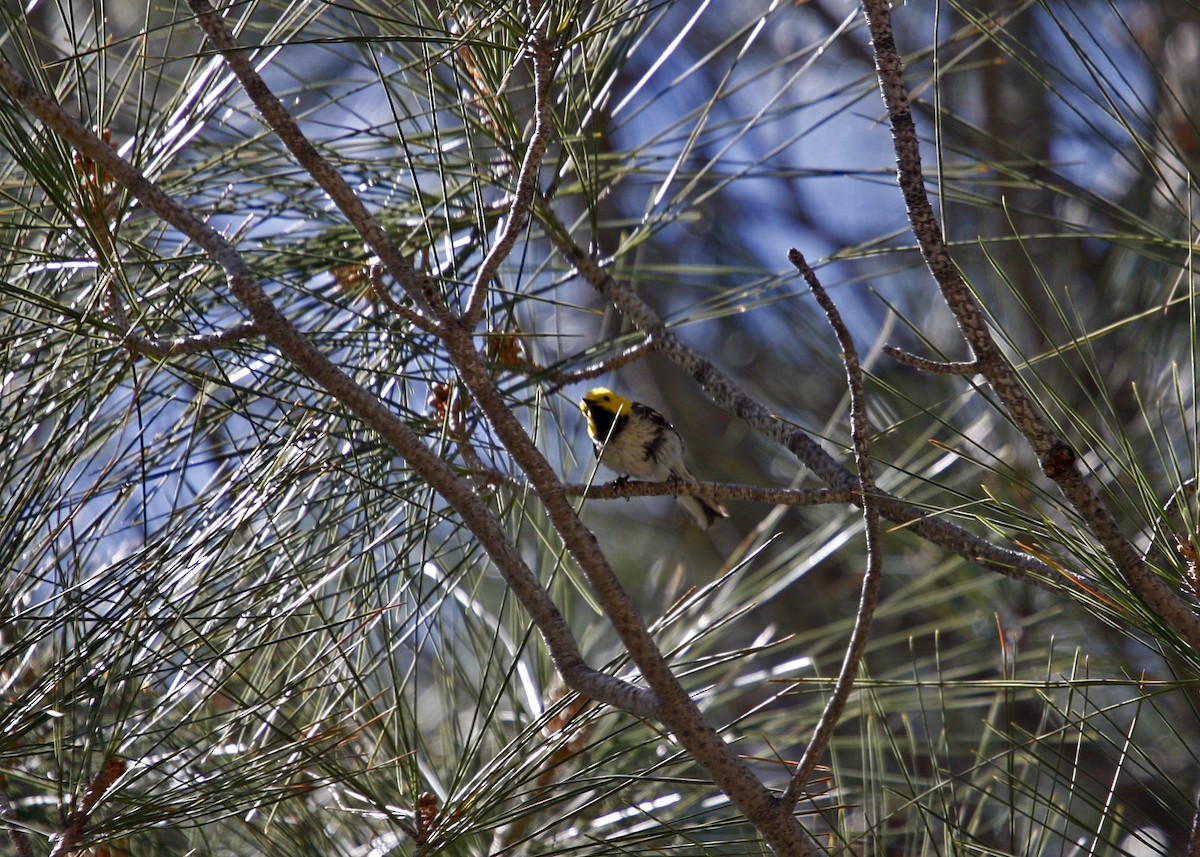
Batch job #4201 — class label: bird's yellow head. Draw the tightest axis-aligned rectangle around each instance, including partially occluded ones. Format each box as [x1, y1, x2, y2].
[580, 387, 632, 442]
[580, 387, 632, 419]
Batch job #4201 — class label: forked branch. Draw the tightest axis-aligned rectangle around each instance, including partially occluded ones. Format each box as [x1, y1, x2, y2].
[0, 19, 825, 857]
[861, 0, 1200, 650]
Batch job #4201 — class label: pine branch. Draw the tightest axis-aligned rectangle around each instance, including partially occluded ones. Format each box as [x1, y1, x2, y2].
[106, 283, 259, 356]
[2, 25, 824, 857]
[462, 1, 554, 326]
[0, 53, 657, 722]
[49, 758, 126, 857]
[861, 0, 1200, 651]
[185, 0, 447, 330]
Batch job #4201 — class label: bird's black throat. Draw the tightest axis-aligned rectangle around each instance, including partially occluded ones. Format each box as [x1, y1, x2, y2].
[589, 407, 626, 451]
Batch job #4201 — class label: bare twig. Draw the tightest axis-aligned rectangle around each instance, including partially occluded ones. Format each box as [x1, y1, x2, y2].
[0, 55, 656, 720]
[781, 248, 884, 812]
[119, 322, 260, 357]
[861, 0, 1200, 650]
[577, 480, 855, 508]
[50, 757, 126, 857]
[462, 6, 555, 326]
[544, 339, 660, 392]
[106, 285, 260, 357]
[882, 344, 979, 376]
[467, 464, 856, 507]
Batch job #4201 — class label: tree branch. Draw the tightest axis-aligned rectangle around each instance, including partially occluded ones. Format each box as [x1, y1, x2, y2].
[49, 757, 126, 857]
[860, 0, 1200, 650]
[781, 248, 884, 812]
[105, 283, 259, 357]
[466, 460, 856, 507]
[184, 0, 448, 328]
[882, 344, 979, 376]
[544, 339, 659, 393]
[164, 11, 823, 844]
[0, 54, 657, 721]
[2, 38, 824, 857]
[577, 480, 855, 508]
[462, 5, 554, 326]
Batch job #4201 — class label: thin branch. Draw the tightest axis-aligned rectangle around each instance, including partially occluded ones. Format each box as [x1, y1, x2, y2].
[468, 465, 856, 507]
[576, 480, 855, 508]
[366, 264, 443, 336]
[462, 12, 555, 326]
[184, 0, 448, 327]
[781, 248, 884, 812]
[7, 51, 821, 856]
[882, 344, 979, 375]
[6, 23, 821, 855]
[120, 322, 260, 357]
[0, 55, 656, 721]
[544, 339, 660, 392]
[861, 0, 1200, 650]
[538, 217, 1058, 590]
[106, 284, 260, 357]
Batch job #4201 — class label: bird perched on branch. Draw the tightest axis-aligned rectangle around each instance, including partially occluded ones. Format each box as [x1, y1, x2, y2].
[579, 387, 729, 529]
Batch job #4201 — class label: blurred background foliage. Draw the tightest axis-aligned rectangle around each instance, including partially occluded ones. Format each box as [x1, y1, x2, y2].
[2, 0, 1199, 854]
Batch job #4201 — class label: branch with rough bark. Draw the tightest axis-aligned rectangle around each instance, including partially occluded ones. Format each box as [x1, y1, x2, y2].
[860, 0, 1200, 652]
[49, 758, 126, 857]
[0, 49, 654, 728]
[177, 8, 822, 852]
[0, 11, 825, 856]
[535, 213, 1060, 593]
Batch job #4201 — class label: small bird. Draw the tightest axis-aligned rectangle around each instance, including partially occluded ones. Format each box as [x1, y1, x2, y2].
[579, 387, 729, 528]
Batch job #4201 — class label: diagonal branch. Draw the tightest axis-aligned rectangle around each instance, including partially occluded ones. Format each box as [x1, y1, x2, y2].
[184, 0, 447, 329]
[576, 480, 855, 508]
[0, 55, 656, 721]
[2, 41, 824, 857]
[49, 757, 126, 857]
[106, 283, 259, 357]
[882, 345, 979, 376]
[462, 6, 555, 326]
[156, 14, 822, 851]
[861, 0, 1200, 651]
[781, 248, 884, 812]
[544, 339, 660, 392]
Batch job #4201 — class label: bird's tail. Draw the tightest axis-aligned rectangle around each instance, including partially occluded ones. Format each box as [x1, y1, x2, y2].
[677, 494, 729, 529]
[670, 464, 729, 529]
